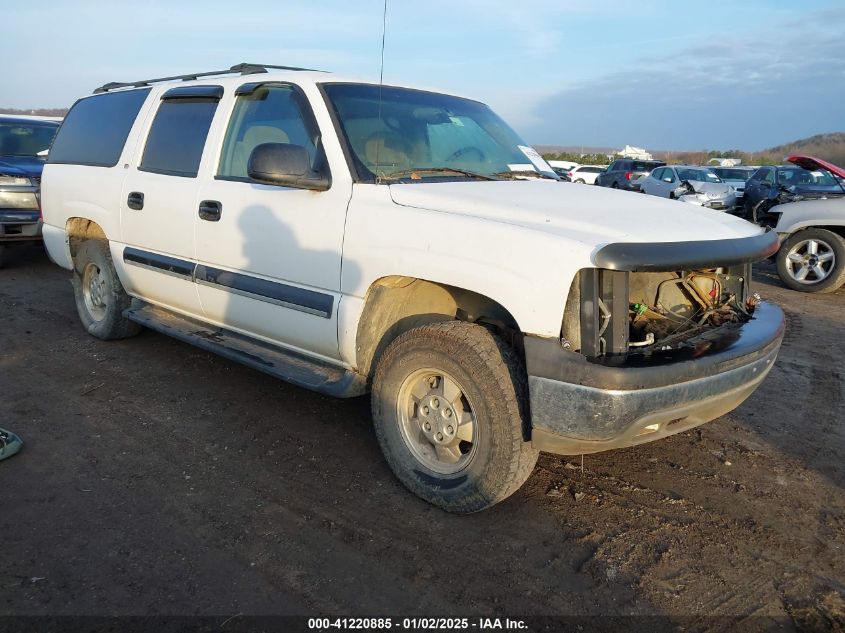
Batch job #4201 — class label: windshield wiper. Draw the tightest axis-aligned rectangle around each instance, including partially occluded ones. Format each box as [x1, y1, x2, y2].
[379, 167, 496, 182]
[492, 170, 558, 181]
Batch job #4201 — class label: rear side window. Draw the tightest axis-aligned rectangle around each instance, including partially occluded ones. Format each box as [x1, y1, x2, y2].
[632, 160, 662, 171]
[48, 89, 150, 167]
[140, 97, 219, 178]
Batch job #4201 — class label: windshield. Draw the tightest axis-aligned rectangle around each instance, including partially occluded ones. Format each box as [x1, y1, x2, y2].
[0, 121, 59, 156]
[778, 166, 839, 187]
[322, 83, 555, 182]
[677, 168, 721, 183]
[713, 168, 751, 181]
[632, 161, 664, 172]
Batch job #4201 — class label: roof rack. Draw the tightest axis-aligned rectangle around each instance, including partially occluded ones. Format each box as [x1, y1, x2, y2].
[93, 62, 325, 94]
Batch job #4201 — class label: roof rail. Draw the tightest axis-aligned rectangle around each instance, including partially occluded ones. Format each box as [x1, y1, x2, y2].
[93, 62, 325, 94]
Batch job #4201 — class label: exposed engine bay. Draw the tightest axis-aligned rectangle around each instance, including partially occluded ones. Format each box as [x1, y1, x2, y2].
[563, 266, 759, 360]
[627, 269, 757, 355]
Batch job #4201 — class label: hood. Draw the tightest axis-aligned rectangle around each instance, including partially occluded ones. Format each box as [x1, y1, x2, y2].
[0, 155, 46, 178]
[786, 183, 844, 195]
[686, 181, 732, 195]
[787, 155, 845, 180]
[388, 180, 760, 247]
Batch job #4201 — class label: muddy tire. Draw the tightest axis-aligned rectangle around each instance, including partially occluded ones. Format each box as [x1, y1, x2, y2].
[372, 321, 538, 513]
[776, 229, 845, 294]
[72, 240, 140, 340]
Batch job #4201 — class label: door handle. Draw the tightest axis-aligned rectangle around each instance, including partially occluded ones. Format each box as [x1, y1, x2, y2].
[127, 192, 144, 210]
[198, 200, 222, 222]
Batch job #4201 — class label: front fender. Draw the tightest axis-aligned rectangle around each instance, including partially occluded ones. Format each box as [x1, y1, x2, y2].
[774, 198, 845, 235]
[341, 185, 591, 338]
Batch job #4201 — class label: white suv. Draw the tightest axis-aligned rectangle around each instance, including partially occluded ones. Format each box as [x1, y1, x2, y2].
[567, 165, 605, 185]
[41, 63, 784, 512]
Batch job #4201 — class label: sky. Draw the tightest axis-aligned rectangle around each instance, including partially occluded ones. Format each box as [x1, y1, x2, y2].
[3, 0, 843, 151]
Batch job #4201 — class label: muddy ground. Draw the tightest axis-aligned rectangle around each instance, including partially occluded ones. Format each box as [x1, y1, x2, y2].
[1, 245, 843, 631]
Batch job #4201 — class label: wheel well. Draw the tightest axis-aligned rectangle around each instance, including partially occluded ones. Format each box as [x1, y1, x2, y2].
[355, 276, 521, 379]
[66, 218, 107, 263]
[816, 225, 845, 240]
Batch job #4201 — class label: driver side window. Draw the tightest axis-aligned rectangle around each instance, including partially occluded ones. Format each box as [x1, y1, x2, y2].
[218, 84, 317, 180]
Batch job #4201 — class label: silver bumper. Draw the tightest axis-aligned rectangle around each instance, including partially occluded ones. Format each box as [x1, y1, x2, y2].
[530, 344, 777, 454]
[525, 302, 785, 455]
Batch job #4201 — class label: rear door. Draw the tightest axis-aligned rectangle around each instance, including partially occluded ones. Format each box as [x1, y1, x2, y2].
[119, 86, 223, 318]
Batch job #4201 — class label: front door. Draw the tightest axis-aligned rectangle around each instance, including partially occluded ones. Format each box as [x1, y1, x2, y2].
[195, 82, 352, 361]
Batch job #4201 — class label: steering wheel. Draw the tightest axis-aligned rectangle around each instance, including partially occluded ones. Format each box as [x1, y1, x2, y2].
[446, 146, 485, 163]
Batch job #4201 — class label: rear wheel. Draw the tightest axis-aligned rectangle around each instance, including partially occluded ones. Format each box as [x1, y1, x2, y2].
[73, 240, 140, 339]
[776, 229, 845, 293]
[372, 321, 538, 513]
[611, 182, 619, 189]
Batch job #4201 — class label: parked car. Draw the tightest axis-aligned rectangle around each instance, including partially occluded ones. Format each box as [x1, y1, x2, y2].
[551, 167, 571, 181]
[743, 162, 845, 219]
[639, 166, 737, 211]
[711, 166, 755, 208]
[567, 165, 605, 185]
[0, 115, 60, 266]
[41, 63, 784, 513]
[594, 158, 665, 191]
[755, 156, 845, 293]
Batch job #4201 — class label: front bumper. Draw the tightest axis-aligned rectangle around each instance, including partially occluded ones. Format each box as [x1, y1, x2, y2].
[0, 209, 42, 242]
[525, 302, 784, 455]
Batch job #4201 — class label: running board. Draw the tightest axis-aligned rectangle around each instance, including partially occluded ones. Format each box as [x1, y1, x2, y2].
[124, 303, 366, 398]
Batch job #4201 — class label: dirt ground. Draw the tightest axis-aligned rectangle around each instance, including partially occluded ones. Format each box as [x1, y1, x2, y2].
[1, 244, 843, 630]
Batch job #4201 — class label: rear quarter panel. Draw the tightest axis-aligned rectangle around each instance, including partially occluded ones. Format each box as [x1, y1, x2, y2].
[40, 91, 157, 270]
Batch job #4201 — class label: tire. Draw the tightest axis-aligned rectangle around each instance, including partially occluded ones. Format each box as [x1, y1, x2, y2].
[72, 239, 140, 339]
[371, 321, 539, 513]
[742, 199, 753, 221]
[776, 229, 845, 293]
[611, 182, 619, 189]
[574, 179, 585, 184]
[0, 245, 5, 268]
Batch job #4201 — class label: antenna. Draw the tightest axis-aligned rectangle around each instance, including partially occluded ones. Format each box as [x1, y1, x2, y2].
[379, 0, 388, 86]
[375, 0, 388, 183]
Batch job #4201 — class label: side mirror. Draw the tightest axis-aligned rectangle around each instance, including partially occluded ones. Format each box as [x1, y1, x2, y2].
[247, 143, 330, 191]
[663, 177, 673, 183]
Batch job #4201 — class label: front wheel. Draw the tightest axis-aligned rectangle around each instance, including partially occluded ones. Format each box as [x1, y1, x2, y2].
[776, 229, 845, 293]
[574, 179, 585, 184]
[72, 240, 140, 339]
[372, 321, 538, 513]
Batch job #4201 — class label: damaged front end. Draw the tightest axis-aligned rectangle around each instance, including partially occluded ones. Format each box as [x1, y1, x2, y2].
[525, 232, 784, 456]
[562, 265, 757, 361]
[672, 180, 737, 211]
